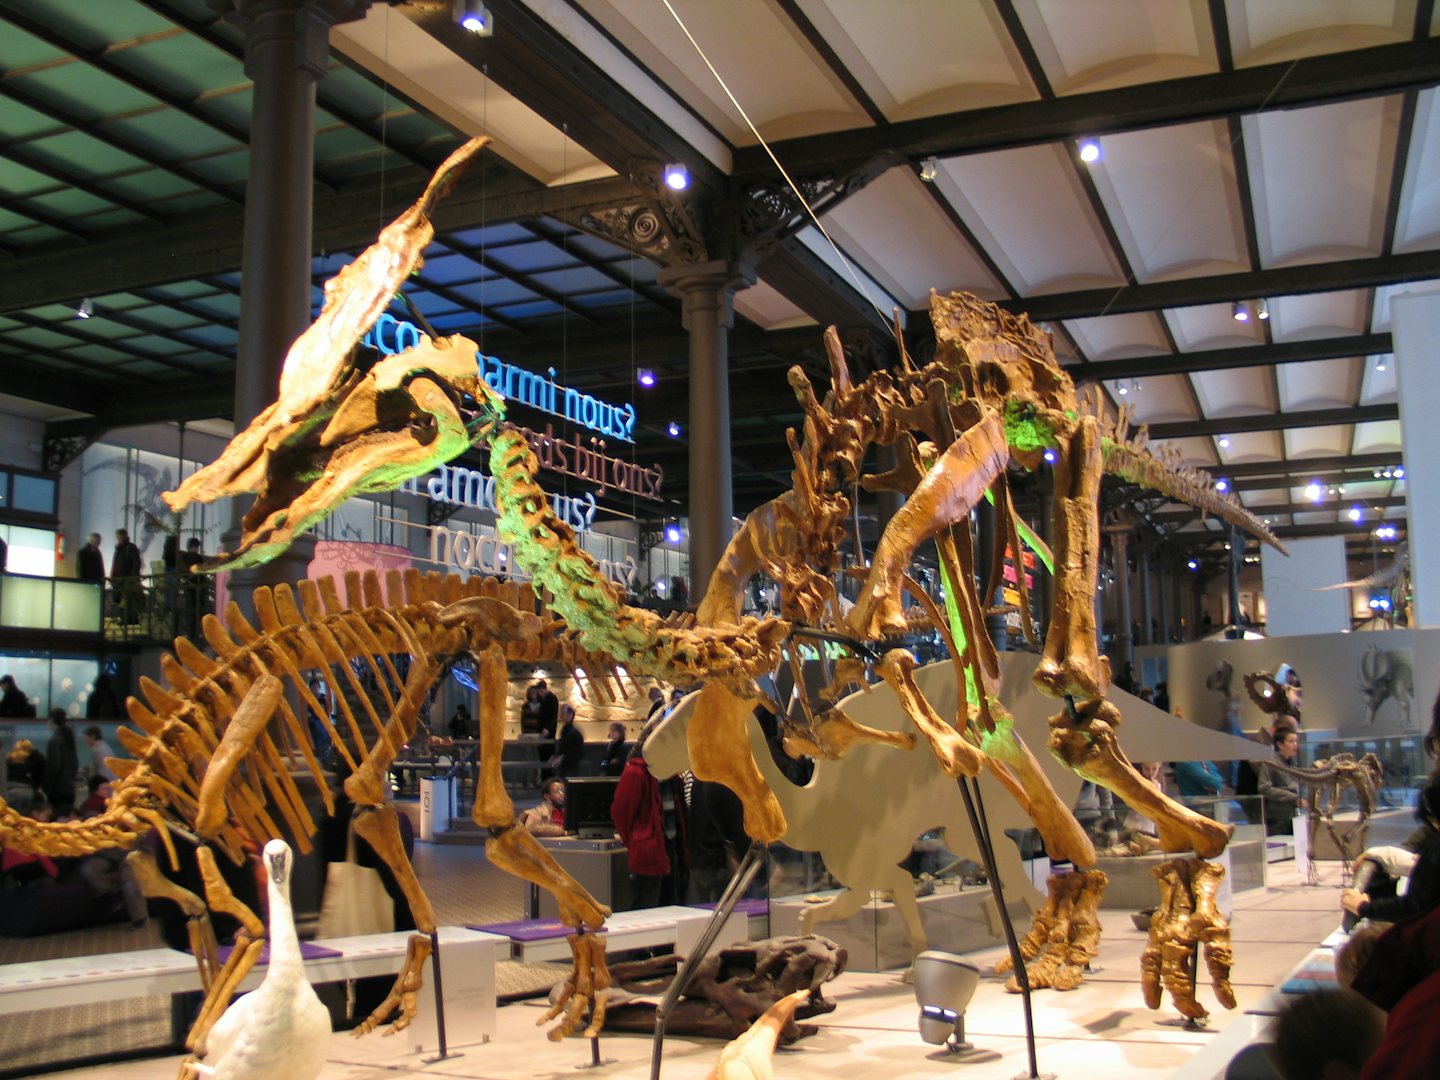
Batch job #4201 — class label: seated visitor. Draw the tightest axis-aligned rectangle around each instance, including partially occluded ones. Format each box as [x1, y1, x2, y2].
[521, 778, 567, 837]
[1343, 774, 1440, 926]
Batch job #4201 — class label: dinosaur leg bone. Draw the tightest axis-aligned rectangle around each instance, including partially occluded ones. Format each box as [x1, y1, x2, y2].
[1035, 416, 1109, 700]
[127, 848, 220, 992]
[1049, 700, 1232, 858]
[349, 804, 440, 1036]
[689, 681, 787, 841]
[849, 410, 1009, 640]
[184, 845, 267, 1056]
[981, 704, 1096, 867]
[876, 649, 986, 777]
[471, 642, 517, 829]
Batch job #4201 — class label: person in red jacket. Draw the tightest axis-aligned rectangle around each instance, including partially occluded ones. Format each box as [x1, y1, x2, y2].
[611, 742, 670, 910]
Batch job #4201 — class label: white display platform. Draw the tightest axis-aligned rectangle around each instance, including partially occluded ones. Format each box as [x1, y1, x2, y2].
[511, 906, 714, 964]
[0, 926, 502, 1052]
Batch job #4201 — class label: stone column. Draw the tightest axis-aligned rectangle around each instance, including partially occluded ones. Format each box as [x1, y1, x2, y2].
[218, 0, 371, 601]
[1227, 526, 1243, 638]
[1103, 519, 1133, 679]
[1392, 291, 1437, 625]
[656, 261, 755, 598]
[1158, 559, 1173, 645]
[1138, 546, 1153, 645]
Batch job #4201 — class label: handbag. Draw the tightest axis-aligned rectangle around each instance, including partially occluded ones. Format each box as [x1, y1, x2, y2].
[316, 818, 394, 940]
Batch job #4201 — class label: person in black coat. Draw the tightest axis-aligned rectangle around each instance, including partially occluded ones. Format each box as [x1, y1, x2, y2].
[43, 710, 80, 813]
[599, 722, 628, 776]
[0, 674, 34, 718]
[1345, 774, 1440, 925]
[76, 533, 106, 583]
[111, 529, 144, 626]
[549, 704, 584, 779]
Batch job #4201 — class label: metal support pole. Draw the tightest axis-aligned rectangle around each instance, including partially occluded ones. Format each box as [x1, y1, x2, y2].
[649, 842, 766, 1080]
[422, 930, 460, 1062]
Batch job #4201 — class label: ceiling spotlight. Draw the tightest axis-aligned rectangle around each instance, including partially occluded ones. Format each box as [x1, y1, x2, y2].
[637, 368, 656, 388]
[1375, 355, 1388, 372]
[1256, 298, 1269, 320]
[1348, 506, 1363, 523]
[667, 421, 681, 437]
[1215, 478, 1228, 492]
[1395, 466, 1405, 479]
[662, 163, 689, 191]
[919, 156, 939, 182]
[1117, 381, 1128, 396]
[1305, 481, 1323, 502]
[1218, 436, 1231, 449]
[76, 297, 94, 319]
[1078, 139, 1101, 163]
[664, 523, 683, 545]
[1232, 301, 1249, 322]
[1187, 559, 1199, 571]
[455, 0, 493, 35]
[1043, 448, 1057, 464]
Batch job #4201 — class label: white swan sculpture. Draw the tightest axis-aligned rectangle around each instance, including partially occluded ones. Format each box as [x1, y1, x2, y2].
[191, 839, 332, 1080]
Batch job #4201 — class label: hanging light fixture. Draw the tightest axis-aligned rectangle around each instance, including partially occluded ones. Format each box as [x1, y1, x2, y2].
[919, 157, 939, 182]
[637, 368, 656, 388]
[76, 298, 94, 319]
[1375, 355, 1388, 372]
[662, 163, 689, 191]
[667, 421, 681, 437]
[1256, 298, 1269, 320]
[455, 0, 494, 35]
[1232, 301, 1249, 322]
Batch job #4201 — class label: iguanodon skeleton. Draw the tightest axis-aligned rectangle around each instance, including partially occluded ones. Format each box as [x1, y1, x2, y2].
[0, 136, 1285, 1059]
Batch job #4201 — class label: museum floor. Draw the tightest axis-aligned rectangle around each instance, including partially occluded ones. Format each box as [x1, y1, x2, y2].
[8, 851, 1341, 1080]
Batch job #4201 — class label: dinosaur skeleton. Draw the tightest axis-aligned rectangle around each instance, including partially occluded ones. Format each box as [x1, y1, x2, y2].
[0, 140, 1282, 1057]
[1268, 752, 1385, 884]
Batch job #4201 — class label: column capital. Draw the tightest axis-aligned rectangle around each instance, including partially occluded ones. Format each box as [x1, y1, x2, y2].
[215, 0, 373, 81]
[656, 261, 756, 331]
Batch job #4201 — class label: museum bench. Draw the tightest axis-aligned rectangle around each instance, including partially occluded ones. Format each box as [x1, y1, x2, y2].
[0, 925, 504, 1052]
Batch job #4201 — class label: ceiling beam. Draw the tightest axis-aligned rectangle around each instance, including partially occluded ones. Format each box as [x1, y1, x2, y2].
[733, 39, 1440, 179]
[1147, 404, 1398, 439]
[0, 172, 640, 313]
[1000, 249, 1440, 323]
[1070, 333, 1392, 382]
[1214, 452, 1401, 479]
[758, 238, 892, 332]
[1151, 495, 1405, 523]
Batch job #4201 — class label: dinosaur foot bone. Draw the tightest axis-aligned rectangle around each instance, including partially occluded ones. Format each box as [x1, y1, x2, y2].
[353, 933, 433, 1036]
[1048, 699, 1232, 858]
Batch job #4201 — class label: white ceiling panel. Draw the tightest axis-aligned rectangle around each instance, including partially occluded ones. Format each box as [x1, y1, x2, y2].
[1085, 121, 1248, 282]
[1243, 96, 1399, 267]
[1292, 510, 1341, 526]
[1277, 357, 1359, 411]
[1152, 436, 1218, 468]
[1284, 425, 1353, 459]
[333, 8, 616, 185]
[1353, 419, 1403, 454]
[937, 144, 1125, 294]
[733, 279, 813, 331]
[1106, 374, 1195, 423]
[822, 168, 1004, 306]
[1268, 289, 1369, 340]
[797, 0, 1037, 119]
[1062, 311, 1171, 359]
[1358, 354, 1398, 404]
[1228, 0, 1416, 66]
[575, 0, 868, 145]
[1394, 87, 1440, 252]
[1238, 487, 1291, 507]
[1215, 430, 1283, 464]
[1341, 480, 1397, 500]
[1190, 366, 1276, 416]
[1166, 302, 1267, 350]
[1016, 0, 1214, 94]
